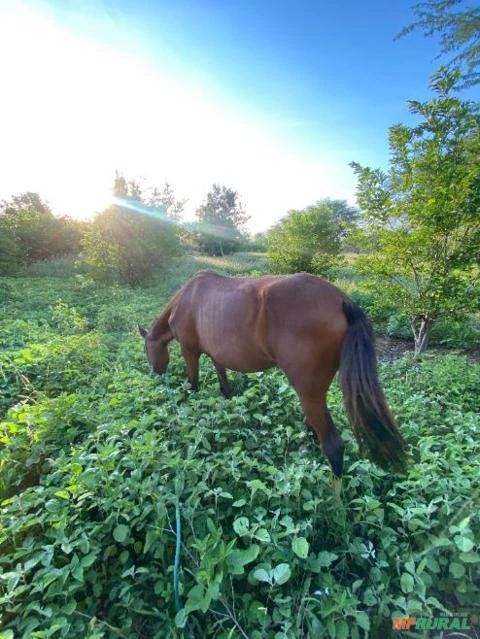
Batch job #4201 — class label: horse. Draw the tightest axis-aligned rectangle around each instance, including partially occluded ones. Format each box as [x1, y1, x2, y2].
[139, 270, 407, 477]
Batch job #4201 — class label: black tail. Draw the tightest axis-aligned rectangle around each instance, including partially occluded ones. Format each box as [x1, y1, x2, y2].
[340, 300, 407, 472]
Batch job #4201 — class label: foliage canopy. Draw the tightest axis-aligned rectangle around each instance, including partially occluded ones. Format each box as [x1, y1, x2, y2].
[82, 177, 182, 286]
[399, 0, 480, 88]
[193, 184, 249, 256]
[0, 193, 82, 273]
[267, 200, 346, 276]
[351, 69, 480, 353]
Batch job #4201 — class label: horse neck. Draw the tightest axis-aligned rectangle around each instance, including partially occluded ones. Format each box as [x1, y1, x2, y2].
[149, 306, 173, 342]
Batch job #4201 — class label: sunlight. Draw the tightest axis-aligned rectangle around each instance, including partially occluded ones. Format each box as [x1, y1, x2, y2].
[112, 197, 173, 222]
[0, 0, 355, 230]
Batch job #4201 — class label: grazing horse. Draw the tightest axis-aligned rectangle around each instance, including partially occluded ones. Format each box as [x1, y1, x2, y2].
[139, 270, 407, 477]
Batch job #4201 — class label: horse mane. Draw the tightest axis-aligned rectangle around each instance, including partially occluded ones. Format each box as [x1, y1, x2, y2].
[148, 287, 184, 340]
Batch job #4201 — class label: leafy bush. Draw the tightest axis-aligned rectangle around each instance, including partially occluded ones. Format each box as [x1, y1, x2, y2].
[25, 257, 82, 278]
[0, 193, 84, 274]
[386, 312, 412, 340]
[268, 202, 342, 276]
[96, 306, 137, 333]
[82, 204, 182, 286]
[192, 184, 249, 256]
[50, 300, 88, 335]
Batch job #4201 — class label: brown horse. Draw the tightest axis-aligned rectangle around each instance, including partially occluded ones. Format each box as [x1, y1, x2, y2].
[139, 270, 407, 477]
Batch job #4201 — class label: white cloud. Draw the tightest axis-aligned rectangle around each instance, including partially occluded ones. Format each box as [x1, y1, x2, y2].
[0, 0, 356, 232]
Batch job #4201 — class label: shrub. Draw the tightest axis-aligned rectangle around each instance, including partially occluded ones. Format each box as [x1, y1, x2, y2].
[0, 193, 84, 274]
[268, 202, 342, 276]
[82, 204, 182, 286]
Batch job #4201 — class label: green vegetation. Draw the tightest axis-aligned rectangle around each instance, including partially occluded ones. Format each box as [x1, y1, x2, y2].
[399, 0, 480, 89]
[1, 255, 479, 638]
[190, 184, 250, 257]
[267, 200, 354, 276]
[81, 175, 183, 287]
[351, 69, 480, 355]
[0, 193, 84, 273]
[1, 5, 479, 635]
[82, 206, 182, 287]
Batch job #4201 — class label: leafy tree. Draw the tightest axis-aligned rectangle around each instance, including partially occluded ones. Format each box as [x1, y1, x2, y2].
[267, 200, 343, 276]
[194, 184, 249, 255]
[113, 171, 129, 198]
[82, 178, 182, 286]
[351, 69, 480, 354]
[247, 231, 269, 252]
[398, 0, 480, 88]
[148, 183, 185, 221]
[0, 193, 83, 273]
[321, 199, 360, 239]
[113, 171, 185, 221]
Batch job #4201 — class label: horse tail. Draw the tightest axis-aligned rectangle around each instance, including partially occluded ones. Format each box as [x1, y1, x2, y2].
[339, 300, 407, 471]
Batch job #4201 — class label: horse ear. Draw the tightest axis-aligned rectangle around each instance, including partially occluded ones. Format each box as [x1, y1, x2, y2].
[138, 325, 148, 338]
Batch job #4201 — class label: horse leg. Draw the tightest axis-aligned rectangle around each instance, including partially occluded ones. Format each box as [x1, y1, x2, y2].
[213, 361, 233, 398]
[181, 346, 199, 392]
[299, 394, 345, 478]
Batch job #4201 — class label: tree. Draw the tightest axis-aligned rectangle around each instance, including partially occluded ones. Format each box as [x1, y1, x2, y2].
[113, 171, 129, 198]
[351, 69, 480, 355]
[321, 199, 360, 239]
[398, 0, 480, 88]
[267, 200, 343, 276]
[82, 177, 182, 286]
[194, 184, 249, 256]
[0, 193, 83, 273]
[147, 183, 185, 221]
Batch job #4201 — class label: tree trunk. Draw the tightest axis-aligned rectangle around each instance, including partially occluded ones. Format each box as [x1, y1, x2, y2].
[218, 241, 224, 257]
[412, 316, 433, 356]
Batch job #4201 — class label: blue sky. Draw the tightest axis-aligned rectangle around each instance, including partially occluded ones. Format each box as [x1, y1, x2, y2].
[0, 0, 459, 231]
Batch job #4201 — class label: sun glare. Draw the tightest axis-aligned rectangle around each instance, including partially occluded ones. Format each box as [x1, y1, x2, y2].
[0, 0, 355, 230]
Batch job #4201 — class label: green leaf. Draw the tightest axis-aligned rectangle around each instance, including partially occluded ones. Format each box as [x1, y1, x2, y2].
[175, 609, 187, 628]
[400, 572, 414, 593]
[272, 563, 291, 585]
[335, 619, 350, 639]
[54, 490, 70, 500]
[113, 524, 129, 543]
[454, 535, 474, 552]
[253, 568, 272, 584]
[80, 552, 97, 568]
[292, 537, 309, 559]
[459, 551, 480, 563]
[405, 559, 415, 574]
[449, 562, 465, 578]
[254, 528, 271, 543]
[0, 631, 14, 639]
[62, 601, 77, 615]
[355, 612, 370, 632]
[71, 563, 84, 582]
[416, 558, 427, 575]
[185, 584, 211, 614]
[227, 545, 260, 575]
[233, 517, 250, 536]
[317, 551, 338, 567]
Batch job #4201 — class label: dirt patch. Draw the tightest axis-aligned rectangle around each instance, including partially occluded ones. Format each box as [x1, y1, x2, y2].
[375, 335, 480, 362]
[375, 336, 414, 361]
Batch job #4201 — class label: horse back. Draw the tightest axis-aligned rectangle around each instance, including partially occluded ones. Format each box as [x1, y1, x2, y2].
[169, 271, 347, 371]
[169, 271, 276, 369]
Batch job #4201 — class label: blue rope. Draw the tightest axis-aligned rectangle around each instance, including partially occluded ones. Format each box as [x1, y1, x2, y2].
[173, 498, 183, 613]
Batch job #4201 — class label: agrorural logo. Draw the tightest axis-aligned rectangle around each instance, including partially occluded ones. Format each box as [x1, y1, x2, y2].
[392, 614, 476, 636]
